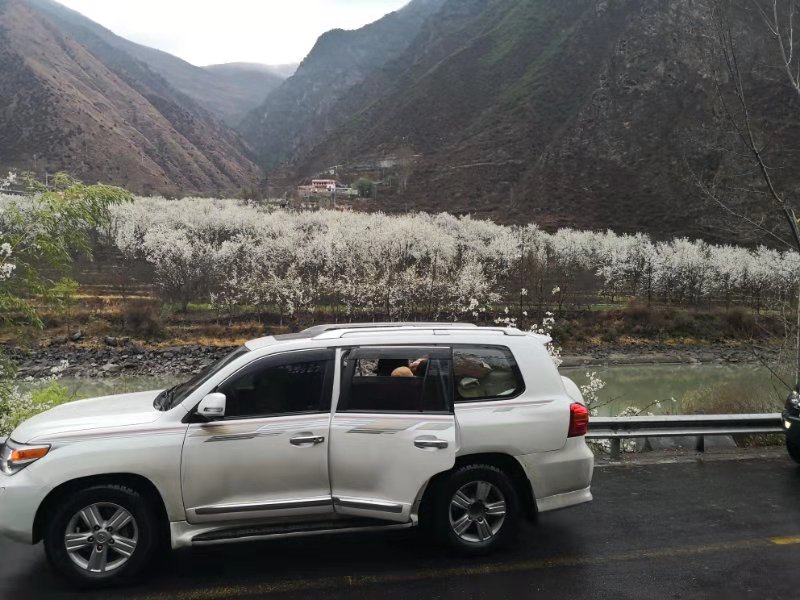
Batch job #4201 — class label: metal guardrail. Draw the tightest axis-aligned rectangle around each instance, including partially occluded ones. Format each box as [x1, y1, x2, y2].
[587, 413, 784, 460]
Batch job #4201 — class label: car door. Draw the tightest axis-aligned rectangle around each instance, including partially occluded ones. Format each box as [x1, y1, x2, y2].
[329, 346, 457, 523]
[181, 349, 335, 524]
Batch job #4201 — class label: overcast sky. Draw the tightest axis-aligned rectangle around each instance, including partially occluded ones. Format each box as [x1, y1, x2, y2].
[57, 0, 410, 66]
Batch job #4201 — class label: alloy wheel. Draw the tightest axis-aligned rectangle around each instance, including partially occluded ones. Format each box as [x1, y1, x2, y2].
[64, 502, 139, 574]
[448, 480, 507, 543]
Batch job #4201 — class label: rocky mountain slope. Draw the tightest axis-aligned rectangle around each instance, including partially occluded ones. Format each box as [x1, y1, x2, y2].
[239, 0, 447, 172]
[25, 0, 288, 126]
[287, 0, 797, 241]
[0, 0, 261, 194]
[202, 63, 297, 124]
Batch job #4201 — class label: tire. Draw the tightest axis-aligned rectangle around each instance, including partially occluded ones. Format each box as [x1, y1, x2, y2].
[43, 484, 162, 588]
[429, 464, 519, 556]
[787, 437, 800, 464]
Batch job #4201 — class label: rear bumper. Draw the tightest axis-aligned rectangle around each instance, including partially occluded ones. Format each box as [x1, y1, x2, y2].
[535, 486, 592, 512]
[516, 437, 594, 513]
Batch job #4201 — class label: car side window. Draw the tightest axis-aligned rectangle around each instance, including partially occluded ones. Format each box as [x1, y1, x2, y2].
[340, 347, 452, 413]
[217, 351, 333, 419]
[453, 346, 524, 402]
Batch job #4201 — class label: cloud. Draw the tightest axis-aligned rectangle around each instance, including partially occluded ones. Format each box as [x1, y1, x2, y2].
[57, 0, 410, 65]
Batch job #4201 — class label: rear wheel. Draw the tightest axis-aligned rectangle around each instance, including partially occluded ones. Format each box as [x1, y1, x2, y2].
[430, 464, 519, 555]
[44, 484, 162, 588]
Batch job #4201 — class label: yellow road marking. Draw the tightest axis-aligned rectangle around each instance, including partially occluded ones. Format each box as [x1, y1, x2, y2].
[136, 535, 800, 600]
[769, 535, 800, 545]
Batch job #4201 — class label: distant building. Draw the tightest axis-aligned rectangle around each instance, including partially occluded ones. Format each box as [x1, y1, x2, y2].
[311, 179, 337, 192]
[298, 179, 356, 200]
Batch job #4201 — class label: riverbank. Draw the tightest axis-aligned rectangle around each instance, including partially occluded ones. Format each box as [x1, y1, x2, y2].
[559, 343, 769, 368]
[4, 338, 773, 379]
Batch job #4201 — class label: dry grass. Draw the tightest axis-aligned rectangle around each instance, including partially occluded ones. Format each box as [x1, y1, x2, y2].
[682, 379, 786, 447]
[4, 286, 278, 348]
[3, 284, 789, 352]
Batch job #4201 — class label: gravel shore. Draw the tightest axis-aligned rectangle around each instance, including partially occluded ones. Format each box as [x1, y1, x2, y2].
[4, 337, 772, 379]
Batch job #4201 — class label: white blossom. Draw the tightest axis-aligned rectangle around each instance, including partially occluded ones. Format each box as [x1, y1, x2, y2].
[96, 197, 800, 323]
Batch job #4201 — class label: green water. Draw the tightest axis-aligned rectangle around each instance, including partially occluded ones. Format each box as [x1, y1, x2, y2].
[561, 363, 780, 416]
[34, 364, 783, 417]
[44, 375, 182, 400]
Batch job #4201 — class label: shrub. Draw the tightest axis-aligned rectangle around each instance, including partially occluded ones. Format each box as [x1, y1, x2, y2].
[600, 327, 619, 343]
[621, 302, 667, 335]
[669, 309, 697, 336]
[122, 300, 164, 338]
[0, 374, 73, 437]
[723, 306, 755, 335]
[623, 301, 653, 322]
[682, 378, 784, 447]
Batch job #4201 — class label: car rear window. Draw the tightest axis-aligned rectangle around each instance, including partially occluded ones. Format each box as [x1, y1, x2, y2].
[453, 346, 524, 402]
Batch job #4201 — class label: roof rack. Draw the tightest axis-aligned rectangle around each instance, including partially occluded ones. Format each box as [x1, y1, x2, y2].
[250, 323, 547, 348]
[307, 324, 531, 340]
[301, 322, 479, 335]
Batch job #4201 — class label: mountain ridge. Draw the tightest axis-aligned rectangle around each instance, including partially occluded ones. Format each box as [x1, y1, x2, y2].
[0, 0, 261, 195]
[25, 0, 288, 125]
[239, 0, 447, 172]
[283, 0, 800, 242]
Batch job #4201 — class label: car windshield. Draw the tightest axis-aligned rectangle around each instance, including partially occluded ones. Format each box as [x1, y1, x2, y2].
[153, 346, 250, 411]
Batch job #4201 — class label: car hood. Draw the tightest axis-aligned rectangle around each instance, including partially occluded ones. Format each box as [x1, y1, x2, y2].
[11, 390, 168, 444]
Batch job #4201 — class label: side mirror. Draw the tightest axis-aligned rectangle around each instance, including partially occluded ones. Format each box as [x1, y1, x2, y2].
[197, 393, 226, 420]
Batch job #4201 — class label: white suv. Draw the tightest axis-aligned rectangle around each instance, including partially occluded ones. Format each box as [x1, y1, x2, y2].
[0, 323, 593, 587]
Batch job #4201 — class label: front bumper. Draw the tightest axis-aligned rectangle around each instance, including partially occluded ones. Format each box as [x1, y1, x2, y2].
[0, 467, 48, 544]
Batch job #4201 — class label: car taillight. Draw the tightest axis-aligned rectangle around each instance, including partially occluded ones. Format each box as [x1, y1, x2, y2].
[568, 403, 589, 437]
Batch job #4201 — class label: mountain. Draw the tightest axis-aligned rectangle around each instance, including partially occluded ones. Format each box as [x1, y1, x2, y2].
[0, 0, 261, 195]
[239, 0, 447, 172]
[286, 0, 797, 241]
[25, 0, 288, 126]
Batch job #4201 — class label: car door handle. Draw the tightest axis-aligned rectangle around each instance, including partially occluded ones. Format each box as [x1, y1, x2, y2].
[290, 433, 325, 446]
[414, 437, 448, 450]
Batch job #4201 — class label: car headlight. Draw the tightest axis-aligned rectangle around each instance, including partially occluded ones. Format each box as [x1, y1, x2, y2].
[0, 439, 50, 476]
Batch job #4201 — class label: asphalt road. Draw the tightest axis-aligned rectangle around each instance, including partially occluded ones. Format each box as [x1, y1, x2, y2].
[1, 456, 799, 599]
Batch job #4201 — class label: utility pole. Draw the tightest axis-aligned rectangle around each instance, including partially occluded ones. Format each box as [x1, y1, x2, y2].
[331, 165, 337, 209]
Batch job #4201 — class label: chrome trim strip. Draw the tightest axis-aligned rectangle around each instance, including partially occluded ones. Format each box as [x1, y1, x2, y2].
[33, 426, 188, 444]
[194, 496, 333, 516]
[347, 429, 401, 435]
[205, 433, 259, 443]
[191, 522, 413, 546]
[333, 497, 404, 514]
[455, 399, 552, 411]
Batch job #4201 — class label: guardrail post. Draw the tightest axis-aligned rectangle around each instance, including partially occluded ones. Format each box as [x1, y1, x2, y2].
[696, 435, 705, 454]
[610, 438, 621, 461]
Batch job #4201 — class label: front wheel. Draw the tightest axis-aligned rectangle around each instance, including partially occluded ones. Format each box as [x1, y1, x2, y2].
[44, 484, 162, 588]
[787, 436, 800, 464]
[430, 464, 520, 556]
